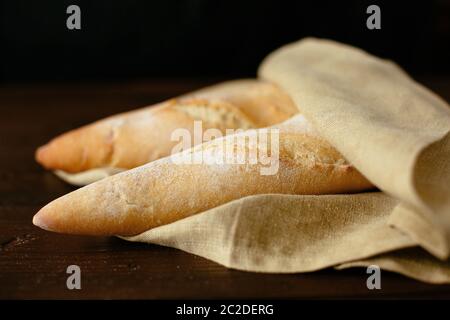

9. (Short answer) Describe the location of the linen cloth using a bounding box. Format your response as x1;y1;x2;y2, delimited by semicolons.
125;38;450;283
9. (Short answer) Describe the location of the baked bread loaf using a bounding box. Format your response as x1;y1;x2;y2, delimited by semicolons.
33;115;374;236
35;79;298;185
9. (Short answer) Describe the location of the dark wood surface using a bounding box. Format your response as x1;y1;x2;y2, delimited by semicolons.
1;78;450;300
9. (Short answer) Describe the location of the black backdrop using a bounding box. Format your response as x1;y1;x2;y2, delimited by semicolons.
1;0;449;82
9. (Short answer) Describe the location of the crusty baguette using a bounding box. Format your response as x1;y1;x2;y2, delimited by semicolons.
35;79;298;174
187;79;300;126
33;115;374;236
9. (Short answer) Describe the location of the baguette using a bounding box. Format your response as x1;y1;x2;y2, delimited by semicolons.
33;115;373;236
35;79;298;182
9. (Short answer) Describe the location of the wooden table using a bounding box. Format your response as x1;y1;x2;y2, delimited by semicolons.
1;78;450;299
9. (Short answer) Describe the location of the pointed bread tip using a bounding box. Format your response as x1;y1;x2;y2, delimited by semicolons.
32;209;53;232
35;144;50;167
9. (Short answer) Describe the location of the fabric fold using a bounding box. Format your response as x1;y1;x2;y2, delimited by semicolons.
336;247;450;284
125;193;417;273
259;37;450;258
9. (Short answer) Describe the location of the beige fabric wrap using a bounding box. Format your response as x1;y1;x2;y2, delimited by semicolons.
125;38;450;284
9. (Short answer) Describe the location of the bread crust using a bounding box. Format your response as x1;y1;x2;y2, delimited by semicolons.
35;79;298;173
33;116;374;236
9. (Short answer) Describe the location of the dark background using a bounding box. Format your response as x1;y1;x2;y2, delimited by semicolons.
1;0;449;83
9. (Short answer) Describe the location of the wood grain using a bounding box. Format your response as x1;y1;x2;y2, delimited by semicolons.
1;78;450;299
